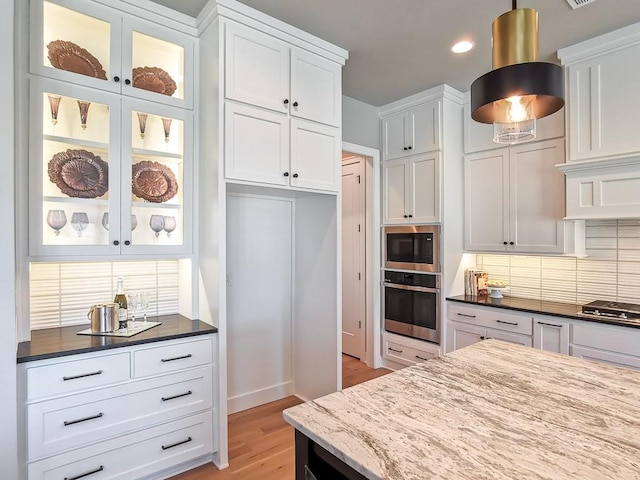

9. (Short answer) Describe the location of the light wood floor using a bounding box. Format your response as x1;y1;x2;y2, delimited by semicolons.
169;355;392;480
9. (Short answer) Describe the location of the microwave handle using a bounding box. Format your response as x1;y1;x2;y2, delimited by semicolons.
384;283;440;294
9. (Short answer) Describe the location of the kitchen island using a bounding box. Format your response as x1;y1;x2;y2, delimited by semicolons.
283;340;640;479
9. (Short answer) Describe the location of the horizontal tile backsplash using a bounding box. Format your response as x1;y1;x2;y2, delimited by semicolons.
30;260;180;330
476;219;640;306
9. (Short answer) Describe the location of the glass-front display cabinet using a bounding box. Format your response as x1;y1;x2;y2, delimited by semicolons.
30;0;194;109
30;78;193;257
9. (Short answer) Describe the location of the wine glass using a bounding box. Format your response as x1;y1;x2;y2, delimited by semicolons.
46;209;67;236
127;292;140;328
131;214;138;231
161;117;172;143
70;212;89;237
77;100;91;130
140;292;150;323
149;215;165;238
136;112;148;139
101;212;109;231
47;95;61;126
163;216;176;237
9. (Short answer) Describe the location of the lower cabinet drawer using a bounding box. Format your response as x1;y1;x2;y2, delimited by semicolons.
28;410;214;480
383;333;440;368
447;303;533;335
28;366;213;460
572;322;640;357
133;337;213;378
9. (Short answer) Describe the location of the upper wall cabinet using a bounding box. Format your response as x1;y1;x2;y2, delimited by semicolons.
558;23;640;163
225;22;341;127
381;101;441;161
463;93;564;154
30;0;195;109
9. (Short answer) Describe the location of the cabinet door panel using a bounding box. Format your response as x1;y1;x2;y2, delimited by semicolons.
290;48;341;127
410;152;440;223
290;118;340;191
409;101;440;154
224;103;289;186
383;158;409;224
533;318;569;355
446;321;485;352
487;329;532;347
381;111;409;161
224;22;290;114
570;345;640;370
464;149;509;251
509;139;565;253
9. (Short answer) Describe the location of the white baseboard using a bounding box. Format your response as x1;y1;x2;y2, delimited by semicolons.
227;381;295;414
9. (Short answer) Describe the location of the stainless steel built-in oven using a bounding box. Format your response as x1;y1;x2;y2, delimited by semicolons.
384;225;440;272
384;270;440;344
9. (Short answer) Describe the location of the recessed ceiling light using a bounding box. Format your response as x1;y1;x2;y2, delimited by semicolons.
451;40;475;54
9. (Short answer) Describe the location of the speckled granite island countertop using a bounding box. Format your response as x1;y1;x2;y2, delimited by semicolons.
283;340;640;480
17;314;217;363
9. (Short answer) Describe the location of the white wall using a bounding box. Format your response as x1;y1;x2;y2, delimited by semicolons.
1;1;18;479
342;95;379;150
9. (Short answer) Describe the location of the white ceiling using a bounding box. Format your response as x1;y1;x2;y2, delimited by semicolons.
150;0;640;106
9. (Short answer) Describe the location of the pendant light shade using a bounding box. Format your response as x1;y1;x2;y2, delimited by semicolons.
470;4;564;143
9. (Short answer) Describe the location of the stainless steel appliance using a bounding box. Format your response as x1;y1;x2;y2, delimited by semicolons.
577;300;640;327
384;225;440;272
384;270;440;343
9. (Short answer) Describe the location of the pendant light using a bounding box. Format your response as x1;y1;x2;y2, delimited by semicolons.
470;0;564;144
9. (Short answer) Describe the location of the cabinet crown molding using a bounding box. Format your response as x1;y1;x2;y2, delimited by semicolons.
558;21;640;65
556;156;640;175
378;84;463;117
95;0;198;35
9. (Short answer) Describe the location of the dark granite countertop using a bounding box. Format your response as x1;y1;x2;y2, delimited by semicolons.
447;295;640;329
17;314;218;363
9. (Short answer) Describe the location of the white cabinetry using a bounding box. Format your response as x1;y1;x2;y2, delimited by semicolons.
446;302;533;353
382;331;440;369
21;336;216;480
465;138;568;254
533;316;570;355
557;23;640;219
382;152;441;224
381;102;440;161
570;322;640;370
223;21;342;192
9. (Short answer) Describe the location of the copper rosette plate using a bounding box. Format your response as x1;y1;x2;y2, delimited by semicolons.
47;40;107;80
132;66;177;96
48;149;109;198
132;160;178;203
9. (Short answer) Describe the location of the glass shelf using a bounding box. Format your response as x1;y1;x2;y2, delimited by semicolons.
43;196;109;205
44;134;109;151
132;201;183;209
132;147;183;160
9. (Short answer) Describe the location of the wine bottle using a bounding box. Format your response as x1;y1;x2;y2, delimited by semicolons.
114;276;128;330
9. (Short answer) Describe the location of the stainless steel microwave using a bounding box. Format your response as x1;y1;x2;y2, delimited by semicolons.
384;225;440;272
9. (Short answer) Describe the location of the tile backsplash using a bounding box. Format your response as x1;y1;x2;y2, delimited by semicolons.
476;219;640;305
30;260;180;330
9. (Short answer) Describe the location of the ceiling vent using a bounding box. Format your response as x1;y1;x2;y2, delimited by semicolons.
566;0;598;9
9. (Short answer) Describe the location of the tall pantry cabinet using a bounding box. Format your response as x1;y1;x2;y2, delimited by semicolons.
197;0;348;467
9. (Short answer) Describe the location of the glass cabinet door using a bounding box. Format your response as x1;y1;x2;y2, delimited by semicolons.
122;18;194;109
30;78;121;256
121;98;192;254
31;0;122;93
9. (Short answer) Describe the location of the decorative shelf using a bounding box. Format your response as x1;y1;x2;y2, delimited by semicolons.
132;147;183;160
44;135;109;151
131;201;183;209
43;195;108;205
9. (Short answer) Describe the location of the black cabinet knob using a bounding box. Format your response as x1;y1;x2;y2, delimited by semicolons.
124;240;131;246
125;79;131;85
509;241;514;245
292;101;299;107
113;240;120;246
283;172;289;177
113;76;120;82
407;146;412;150
480;336;486;340
292;173;299;178
503;241;508;245
403;215;408;218
403;147;408;151
408;214;413;218
283;99;289;105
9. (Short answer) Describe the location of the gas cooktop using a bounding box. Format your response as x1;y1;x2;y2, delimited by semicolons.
578;300;640;326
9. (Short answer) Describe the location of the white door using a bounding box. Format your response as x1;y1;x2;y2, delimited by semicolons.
410;152;441;223
408;101;440;155
290;117;340;192
342;159;365;359
381;111;408;161
382;157;409;224
226;195;293;413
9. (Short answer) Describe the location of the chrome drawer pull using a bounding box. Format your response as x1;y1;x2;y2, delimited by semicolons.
388;347;403;353
415;355;430;361
162;390;193;402
160;354;193;363
537;321;562;328
62;370;103;381
457;313;476;318
495;320;519;326
63;412;104;427
161;436;192;450
64;465;104;480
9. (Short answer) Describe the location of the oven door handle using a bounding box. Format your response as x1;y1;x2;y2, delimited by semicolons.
384;283;440;294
